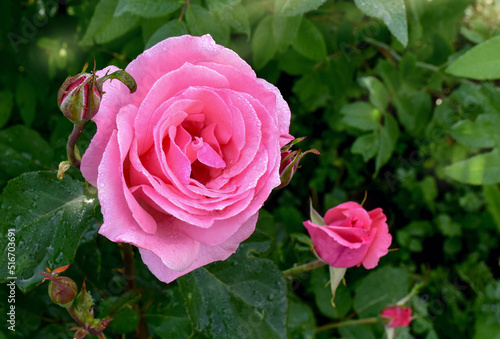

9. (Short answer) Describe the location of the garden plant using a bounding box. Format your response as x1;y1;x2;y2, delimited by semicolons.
1;0;500;338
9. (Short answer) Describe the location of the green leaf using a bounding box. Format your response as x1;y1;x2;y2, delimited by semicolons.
114;0;182;18
375;113;399;175
393;88;431;135
340;102;381;131
0;90;13;129
309;266;352;319
16;77;36;126
419;176;438;211
205;0;249;36
396;221;433;253
0;125;54;178
287;295;316;339
292;72;330;110
145;20;188;49
186;4;230;46
273;14;302;51
214;4;250;37
275;0;327;16
483;185;500;232
352;132;379;162
460;26;485;44
354;0;408;46
99;295;140;334
0;171;99;293
252;15;277;70
206;0;241;13
446;35;500;80
145;287;193;338
444;148;500;185
177;235;287;339
359;76;389;113
81;0;140;46
353;266;412;317
474;315;500;339
435;214;462;237
291;18;326;61
450;114;500;148
99;290;142;317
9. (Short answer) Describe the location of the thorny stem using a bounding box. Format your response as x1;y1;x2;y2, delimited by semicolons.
282;259;327;278
316;317;379;332
179;0;191;21
67;124;85;169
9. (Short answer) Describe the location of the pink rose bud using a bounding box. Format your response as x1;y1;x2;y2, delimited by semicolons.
57;63;137;126
276;137;319;190
381;306;412;327
57;65;101;125
303;202;392;269
39;265;78;308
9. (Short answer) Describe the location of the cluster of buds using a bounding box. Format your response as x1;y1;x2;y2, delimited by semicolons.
276;137;320;190
39;265;113;339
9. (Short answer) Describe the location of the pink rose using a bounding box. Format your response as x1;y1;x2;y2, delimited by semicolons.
381;306;412;327
80;35;293;283
303;202;392;269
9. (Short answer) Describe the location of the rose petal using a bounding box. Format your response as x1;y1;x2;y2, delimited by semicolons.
139;212;258;283
362;208;392;269
197;142;226;169
135;63;230;154
303;221;370;268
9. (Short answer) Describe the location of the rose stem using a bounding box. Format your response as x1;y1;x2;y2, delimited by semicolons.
120;243;149;339
67;124;85;169
282;259;327;278
316;317;379;332
178;0;191;21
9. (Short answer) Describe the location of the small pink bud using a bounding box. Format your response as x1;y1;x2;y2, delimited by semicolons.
381;306;412;327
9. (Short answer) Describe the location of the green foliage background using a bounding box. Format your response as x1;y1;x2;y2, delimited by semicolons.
1;0;500;338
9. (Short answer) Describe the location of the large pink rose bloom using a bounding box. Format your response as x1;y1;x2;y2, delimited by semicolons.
81;35;292;283
303;202;392;269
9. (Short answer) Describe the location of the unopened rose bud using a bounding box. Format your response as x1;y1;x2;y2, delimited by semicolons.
47;275;78;308
57;65;101;125
39;264;77;308
276;137;320;190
